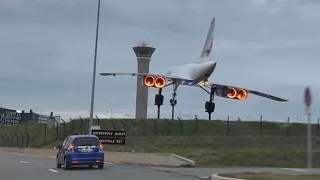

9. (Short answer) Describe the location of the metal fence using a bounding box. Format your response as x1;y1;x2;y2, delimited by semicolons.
0;132;35;148
1;115;320;148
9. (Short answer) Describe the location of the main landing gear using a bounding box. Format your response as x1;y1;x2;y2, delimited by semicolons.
155;83;215;120
154;82;178;120
200;86;216;120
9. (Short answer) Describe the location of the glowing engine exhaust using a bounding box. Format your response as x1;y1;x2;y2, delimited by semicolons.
226;88;237;99
216;86;248;100
237;89;248;100
143;75;166;88
144;75;155;87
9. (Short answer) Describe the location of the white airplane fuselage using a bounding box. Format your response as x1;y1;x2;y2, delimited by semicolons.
166;60;217;84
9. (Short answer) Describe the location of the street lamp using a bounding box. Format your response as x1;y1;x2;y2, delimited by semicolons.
88;0;101;135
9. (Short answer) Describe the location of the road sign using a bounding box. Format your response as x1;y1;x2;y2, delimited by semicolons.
91;129;126;145
304;87;312;107
304;87;312;115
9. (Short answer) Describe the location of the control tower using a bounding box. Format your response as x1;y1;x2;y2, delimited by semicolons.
133;40;156;119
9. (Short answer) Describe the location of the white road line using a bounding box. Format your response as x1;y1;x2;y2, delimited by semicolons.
282;168;308;172
48;169;58;173
1;152;55;158
104;161;114;164
19;161;28;164
200;177;209;179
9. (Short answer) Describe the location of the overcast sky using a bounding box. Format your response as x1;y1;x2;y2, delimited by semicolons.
0;0;319;122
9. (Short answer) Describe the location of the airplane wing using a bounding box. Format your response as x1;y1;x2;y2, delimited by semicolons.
100;72;288;102
100;72;192;82
201;82;288;102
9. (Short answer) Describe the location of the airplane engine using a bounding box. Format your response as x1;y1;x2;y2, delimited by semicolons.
215;86;248;100
143;75;166;88
236;88;248;100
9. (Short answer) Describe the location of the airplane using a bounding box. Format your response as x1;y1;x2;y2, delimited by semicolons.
100;17;288;118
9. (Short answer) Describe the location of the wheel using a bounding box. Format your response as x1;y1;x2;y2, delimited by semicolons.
98;163;104;169
56;157;61;168
88;164;93;168
64;157;70;170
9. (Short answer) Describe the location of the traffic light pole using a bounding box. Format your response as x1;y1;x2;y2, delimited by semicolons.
155;88;164;119
204;87;215;120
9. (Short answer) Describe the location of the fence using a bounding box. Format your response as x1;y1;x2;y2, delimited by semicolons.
0;115;320;148
69;116;320;137
0;132;36;148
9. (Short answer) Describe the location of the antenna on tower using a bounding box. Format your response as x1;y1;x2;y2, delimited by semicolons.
137;38;148;47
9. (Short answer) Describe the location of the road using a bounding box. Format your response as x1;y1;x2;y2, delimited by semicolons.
1;152;320;180
148;166;320;178
0;153;201;180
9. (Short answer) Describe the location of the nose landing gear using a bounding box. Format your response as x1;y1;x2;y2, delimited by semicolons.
170;83;179;120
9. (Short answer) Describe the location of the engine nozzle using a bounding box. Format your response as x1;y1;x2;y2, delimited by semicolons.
143;75;166;88
144;75;155;87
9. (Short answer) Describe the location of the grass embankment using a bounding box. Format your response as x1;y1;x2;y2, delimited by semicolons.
222;173;320;180
1;118;320;167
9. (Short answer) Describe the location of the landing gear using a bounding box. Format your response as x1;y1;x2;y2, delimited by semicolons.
170;83;179;119
201;87;216;120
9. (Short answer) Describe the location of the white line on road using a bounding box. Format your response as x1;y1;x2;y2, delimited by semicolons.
48;169;58;173
19;161;28;164
282;168;308;172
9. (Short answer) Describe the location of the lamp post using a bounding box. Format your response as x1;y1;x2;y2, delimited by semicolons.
88;0;101;135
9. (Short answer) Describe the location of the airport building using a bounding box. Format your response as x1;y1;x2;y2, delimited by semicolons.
0;108;21;126
0;107;60;127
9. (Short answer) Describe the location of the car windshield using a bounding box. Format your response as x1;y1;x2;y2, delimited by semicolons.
72;137;100;146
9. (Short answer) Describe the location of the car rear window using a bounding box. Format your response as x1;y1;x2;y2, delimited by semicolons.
72;137;100;146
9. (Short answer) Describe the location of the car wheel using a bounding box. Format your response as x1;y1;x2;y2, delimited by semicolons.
98;163;104;169
56;157;61;168
64;157;70;170
88;164;93;169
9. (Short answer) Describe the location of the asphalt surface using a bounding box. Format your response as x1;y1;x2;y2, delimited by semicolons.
0;153;201;180
148;166;320;178
1;152;320;180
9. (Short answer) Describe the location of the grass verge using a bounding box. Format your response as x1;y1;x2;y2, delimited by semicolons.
2;119;320;168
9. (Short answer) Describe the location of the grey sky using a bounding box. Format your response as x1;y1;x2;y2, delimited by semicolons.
0;0;319;122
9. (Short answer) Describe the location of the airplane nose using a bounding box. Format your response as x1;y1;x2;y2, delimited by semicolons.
207;61;217;71
203;61;217;78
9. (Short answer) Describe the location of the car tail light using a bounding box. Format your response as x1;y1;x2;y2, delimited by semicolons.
68;144;74;152
99;143;103;151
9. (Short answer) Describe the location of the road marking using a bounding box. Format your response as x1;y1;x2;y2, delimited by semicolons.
48;169;58;173
282;168;308;172
104;161;113;164
1;152;55;158
19;161;28;164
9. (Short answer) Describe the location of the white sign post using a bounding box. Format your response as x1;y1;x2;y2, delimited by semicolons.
304;86;312;169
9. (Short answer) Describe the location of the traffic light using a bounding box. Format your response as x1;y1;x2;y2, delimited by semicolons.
155;94;164;106
205;101;215;113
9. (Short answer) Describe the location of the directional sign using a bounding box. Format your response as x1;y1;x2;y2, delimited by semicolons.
92;129;126;145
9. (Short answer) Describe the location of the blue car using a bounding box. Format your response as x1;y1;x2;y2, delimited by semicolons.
56;135;104;170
